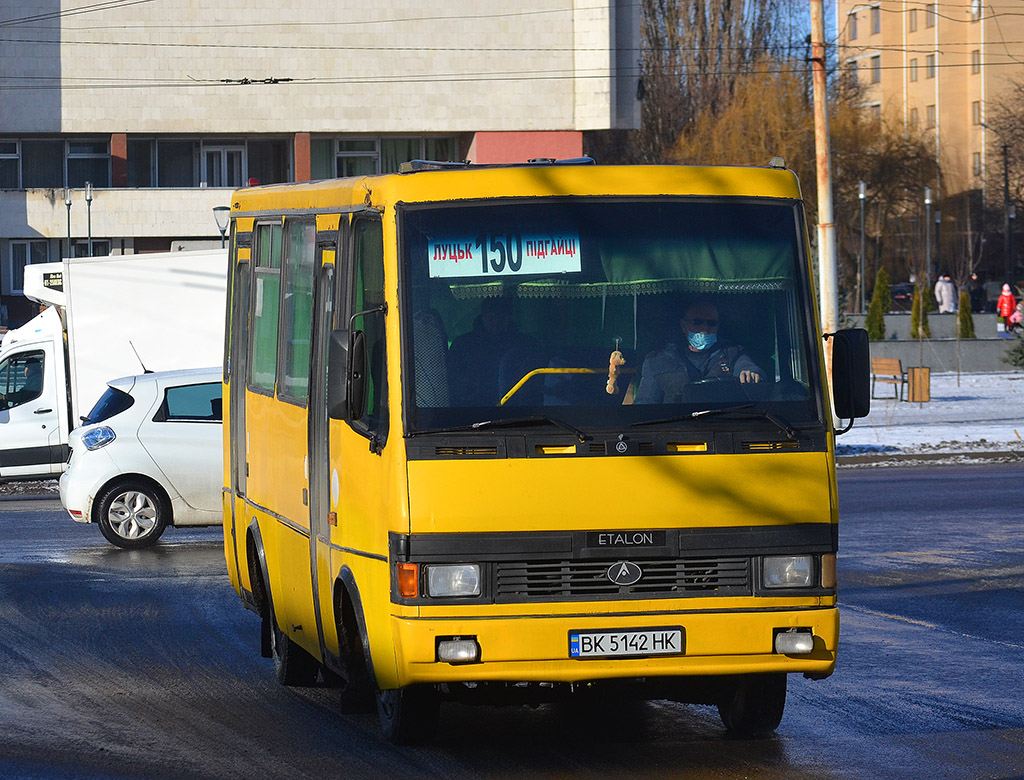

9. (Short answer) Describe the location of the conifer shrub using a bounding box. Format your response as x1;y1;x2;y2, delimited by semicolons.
865;267;889;341
1003;334;1024;368
957;290;976;339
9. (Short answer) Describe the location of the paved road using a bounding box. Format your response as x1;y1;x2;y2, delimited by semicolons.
0;465;1022;779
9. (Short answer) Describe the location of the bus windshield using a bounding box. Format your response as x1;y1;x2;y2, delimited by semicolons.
401;197;822;434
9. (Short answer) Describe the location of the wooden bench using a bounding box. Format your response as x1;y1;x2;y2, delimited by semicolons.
871;357;907;401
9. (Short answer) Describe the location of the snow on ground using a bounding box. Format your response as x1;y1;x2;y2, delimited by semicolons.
836;371;1024;466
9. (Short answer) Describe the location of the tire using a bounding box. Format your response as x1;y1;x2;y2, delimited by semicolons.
335;604;374;713
95;480;169;549
376;685;440;745
717;673;787;739
269;607;321;687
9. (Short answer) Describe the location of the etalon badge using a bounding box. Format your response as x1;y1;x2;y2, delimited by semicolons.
607;561;642;585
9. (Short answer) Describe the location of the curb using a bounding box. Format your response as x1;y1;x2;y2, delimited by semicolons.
837;450;1024;467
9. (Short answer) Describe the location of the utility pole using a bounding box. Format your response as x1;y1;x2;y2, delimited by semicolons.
810;0;838;376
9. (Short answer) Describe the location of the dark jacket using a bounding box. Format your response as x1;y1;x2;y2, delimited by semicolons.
634;339;763;404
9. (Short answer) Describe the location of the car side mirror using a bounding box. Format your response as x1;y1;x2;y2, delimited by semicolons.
348;330;368;422
830;328;871;423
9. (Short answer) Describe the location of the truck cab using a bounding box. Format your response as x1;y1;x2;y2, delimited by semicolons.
0;307;70;480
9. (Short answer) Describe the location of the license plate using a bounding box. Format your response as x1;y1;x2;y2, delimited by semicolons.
569;627;684;658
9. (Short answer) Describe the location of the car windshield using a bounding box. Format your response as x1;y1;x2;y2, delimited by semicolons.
401;197;823;434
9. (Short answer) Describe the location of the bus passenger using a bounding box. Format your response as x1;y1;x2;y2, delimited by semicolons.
634;299;763;404
447;296;538;406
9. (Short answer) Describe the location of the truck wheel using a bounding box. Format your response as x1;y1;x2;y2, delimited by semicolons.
96;481;168;549
717;673;787;739
269;608;320;686
376;685;440;744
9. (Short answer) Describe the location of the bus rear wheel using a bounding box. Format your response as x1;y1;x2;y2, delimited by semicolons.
376;685;440;744
717;673;787;739
269;609;320;686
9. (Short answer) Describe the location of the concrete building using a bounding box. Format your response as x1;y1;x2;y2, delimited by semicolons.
835;0;1024;280
0;0;640;327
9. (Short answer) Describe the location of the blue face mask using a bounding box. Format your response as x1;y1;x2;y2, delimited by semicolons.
687;331;718;351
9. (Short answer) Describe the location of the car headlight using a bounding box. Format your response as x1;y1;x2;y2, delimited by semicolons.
763;555;815;588
81;426;116;451
427;564;481;597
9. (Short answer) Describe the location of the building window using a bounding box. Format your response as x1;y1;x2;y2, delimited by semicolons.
71;240;111;258
971;49;981;74
973;152;983;176
21;140;63;188
926;54;936;79
908;8;917;32
0;141;18;188
848;61;859;86
871;5;881;34
971;0;981;21
309;136;458;180
909;58;918;82
909;107;919;128
849;11;858;39
6;241;48;295
972;101;983;125
870;104;882;122
926;104;936;128
871;55;881;83
925;2;936;28
201;143;245;188
127;140;156;187
66;140;110;188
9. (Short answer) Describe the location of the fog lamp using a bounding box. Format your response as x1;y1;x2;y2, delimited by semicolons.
775;629;815;655
437;637;480;664
763;555;814;588
427;564;481;597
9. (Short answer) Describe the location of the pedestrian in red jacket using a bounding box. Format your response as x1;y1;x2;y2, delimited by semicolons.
997;283;1017;335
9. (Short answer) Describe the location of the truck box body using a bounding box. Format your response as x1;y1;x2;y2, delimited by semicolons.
0;250;226;480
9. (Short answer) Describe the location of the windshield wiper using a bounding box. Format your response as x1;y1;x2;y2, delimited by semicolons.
409;415;589;442
632;404;799;440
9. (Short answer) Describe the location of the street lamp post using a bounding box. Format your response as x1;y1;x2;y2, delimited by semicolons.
1002;143;1013;287
64;188;72;259
859;180;866;312
925;187;932;292
85;181;93;257
213;206;231;248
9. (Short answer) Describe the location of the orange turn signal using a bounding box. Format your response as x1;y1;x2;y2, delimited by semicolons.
821;554;837;589
397;563;419;598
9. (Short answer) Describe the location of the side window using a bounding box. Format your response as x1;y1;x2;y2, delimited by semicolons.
0;350;44;410
249;221;282;392
279;219;316;403
158;382;223;422
351;215;388;444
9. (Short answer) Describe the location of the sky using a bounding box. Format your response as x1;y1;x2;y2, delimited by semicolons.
837;370;1024;464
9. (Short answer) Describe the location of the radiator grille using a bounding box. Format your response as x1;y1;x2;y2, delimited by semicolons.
495;556;750;601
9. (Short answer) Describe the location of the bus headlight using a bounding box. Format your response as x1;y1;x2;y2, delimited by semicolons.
427;564;481;597
81;426;116;451
763;555;814;588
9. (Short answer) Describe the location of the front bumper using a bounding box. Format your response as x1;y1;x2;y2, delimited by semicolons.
390;605;838;687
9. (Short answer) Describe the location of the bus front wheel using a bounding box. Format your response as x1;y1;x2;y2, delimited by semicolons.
717;673;787;739
376;685;440;744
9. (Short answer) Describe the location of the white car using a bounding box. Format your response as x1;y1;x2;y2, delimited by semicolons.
59;367;223;549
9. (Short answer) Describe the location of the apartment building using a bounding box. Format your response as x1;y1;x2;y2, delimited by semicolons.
0;0;640;327
836;0;1024;277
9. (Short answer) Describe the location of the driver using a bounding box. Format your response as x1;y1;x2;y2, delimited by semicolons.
634;299;764;404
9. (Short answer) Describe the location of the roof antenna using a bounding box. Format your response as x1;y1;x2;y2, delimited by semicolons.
128;341;154;374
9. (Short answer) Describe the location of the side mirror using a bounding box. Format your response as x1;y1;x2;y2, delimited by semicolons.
830;328;871;421
348;330;368;421
327;330;350;420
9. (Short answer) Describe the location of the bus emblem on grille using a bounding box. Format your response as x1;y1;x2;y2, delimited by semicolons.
608;561;642;585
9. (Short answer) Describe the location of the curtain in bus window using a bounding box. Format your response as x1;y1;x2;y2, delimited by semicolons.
249;223;282;392
280;220;316;401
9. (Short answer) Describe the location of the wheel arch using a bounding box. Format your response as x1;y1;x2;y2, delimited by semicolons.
92;473;174;526
333;566;377;685
245;517;274;658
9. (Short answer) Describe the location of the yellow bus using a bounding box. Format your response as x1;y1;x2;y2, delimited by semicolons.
221;158;869;743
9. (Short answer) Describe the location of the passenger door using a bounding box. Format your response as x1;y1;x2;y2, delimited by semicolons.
140;380;223;518
0;344;65;479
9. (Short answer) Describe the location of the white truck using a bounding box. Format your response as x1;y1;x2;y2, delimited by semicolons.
0;249;227;481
